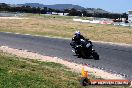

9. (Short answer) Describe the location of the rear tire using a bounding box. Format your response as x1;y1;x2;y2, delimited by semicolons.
92;51;99;60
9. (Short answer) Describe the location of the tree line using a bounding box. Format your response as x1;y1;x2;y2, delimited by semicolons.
0;3;128;19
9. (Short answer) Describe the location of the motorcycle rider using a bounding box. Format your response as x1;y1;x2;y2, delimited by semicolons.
70;31;99;59
70;31;92;56
72;31;85;45
70;31;85;55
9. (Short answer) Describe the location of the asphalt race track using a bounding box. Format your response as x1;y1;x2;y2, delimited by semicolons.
0;32;132;79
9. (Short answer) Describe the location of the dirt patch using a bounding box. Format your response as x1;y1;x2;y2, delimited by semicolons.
0;45;125;79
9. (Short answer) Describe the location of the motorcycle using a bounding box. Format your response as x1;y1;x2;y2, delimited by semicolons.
70;38;99;60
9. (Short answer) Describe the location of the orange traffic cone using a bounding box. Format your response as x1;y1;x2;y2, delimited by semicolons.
82;67;88;77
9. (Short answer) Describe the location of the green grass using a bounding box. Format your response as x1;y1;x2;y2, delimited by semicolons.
0;51;130;88
0;51;81;88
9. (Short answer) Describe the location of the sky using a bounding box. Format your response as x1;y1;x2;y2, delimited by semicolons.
0;0;132;13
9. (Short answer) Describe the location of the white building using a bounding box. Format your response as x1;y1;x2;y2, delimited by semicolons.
58;13;69;16
128;10;132;23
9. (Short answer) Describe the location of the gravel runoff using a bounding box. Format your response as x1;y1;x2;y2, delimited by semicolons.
0;46;127;80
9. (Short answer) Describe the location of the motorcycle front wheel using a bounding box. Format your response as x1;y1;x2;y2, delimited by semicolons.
92;51;99;60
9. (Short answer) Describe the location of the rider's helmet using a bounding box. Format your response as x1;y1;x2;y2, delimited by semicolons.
74;31;81;36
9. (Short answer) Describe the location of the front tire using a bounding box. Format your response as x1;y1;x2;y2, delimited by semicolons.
92;51;99;60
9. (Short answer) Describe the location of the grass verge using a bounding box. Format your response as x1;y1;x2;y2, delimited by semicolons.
0;51;129;88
